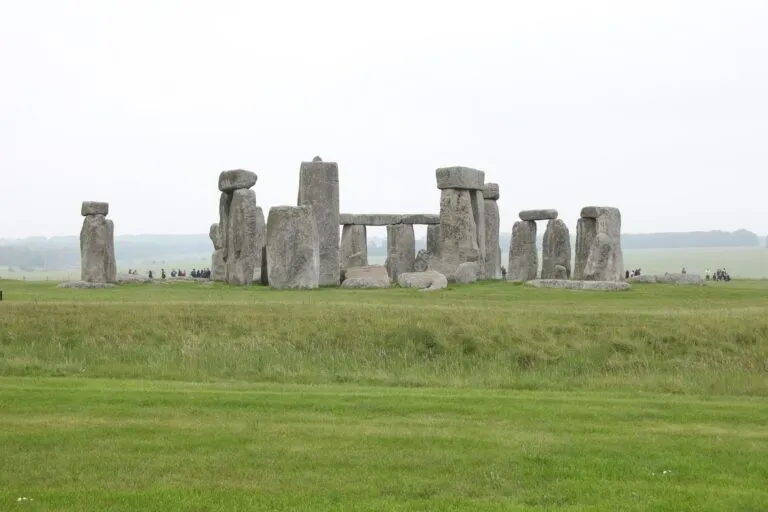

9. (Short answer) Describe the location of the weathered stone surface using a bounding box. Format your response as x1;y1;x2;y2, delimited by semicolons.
58;281;117;289
573;217;596;280
553;265;568;279
437;188;480;277
209;223;221;249
116;272;151;284
210;193;231;282
426;225;441;256
581;207;623;281
455;262;478;284
81;201;109;216
266;205;319;289
638;273;704;285
341;265;391;288
413;249;431;272
386;224;415;281
526;279;631;291
341;225;368;270
471;190;486;279
258;245;268;285
80;214;108;283
298;159;340;286
508;220;538;281
212;250;226;282
483;194;501;279
397;270;448;292
105;219;116;284
436;167;485;190
218;169;257;192
339;213;439;226
482;183;499;200
541;219;571;279
226;189;264;285
519;209;558;221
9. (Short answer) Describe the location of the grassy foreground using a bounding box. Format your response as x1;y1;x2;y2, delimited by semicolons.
1;279;767;394
1;279;767;510
1;378;767;511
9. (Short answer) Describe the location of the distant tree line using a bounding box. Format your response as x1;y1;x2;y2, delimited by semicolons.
0;229;763;270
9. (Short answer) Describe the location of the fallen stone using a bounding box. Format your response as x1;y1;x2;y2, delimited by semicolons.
341;225;368;269
58;281;117;289
341;265;391;289
454;262;478;284
266;205;319;289
646;273;704;285
218;169;257;192
116;273;151;284
526;279;631;291
81;201;109;216
541;219;571;279
339;213;440;226
386;224;415;281
298;159;340;286
508;220;538;281
435;166;485;190
397;270;448;291
519;209;558;221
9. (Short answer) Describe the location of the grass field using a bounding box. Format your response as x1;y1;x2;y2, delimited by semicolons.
1;279;767;510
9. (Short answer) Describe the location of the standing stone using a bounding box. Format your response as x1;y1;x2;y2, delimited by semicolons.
426;224;441;257
210;223;226;282
437;188;480;277
212;192;232;282
225;189;264;286
455;262;478;284
341;225;368;270
266;205;319;289
471;190;486;278
581;206;624;281
80;214;108;283
386;224;415;281
105;219;117;284
508;220;538;281
482;183;501;279
573;217;597;280
297;158;340;286
541;219;571;279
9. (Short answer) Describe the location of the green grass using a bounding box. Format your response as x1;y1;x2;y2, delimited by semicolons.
1;279;767;510
1;378;767;511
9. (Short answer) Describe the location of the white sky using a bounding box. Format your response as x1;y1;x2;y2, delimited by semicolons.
1;0;767;239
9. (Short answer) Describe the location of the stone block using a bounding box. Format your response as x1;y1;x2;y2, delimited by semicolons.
266;205;319;289
81;201;109;216
218;169;257;192
298;159;340;286
519;209;558;221
435;166;485;190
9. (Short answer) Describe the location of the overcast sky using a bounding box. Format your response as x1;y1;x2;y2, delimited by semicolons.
2;0;767;239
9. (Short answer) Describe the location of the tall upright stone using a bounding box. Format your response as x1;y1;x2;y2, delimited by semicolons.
386;224;415;281
426;224;441;257
79;201;116;284
435;166;485;279
508;220;538;281
580;206;624;281
541;219;571;279
211;169;264;285
341;225;368;270
471;190;486;278
573;217;596;280
266;205;320;289
297;157;340;286
482;183;501;279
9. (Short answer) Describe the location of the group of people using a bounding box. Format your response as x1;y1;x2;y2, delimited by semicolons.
625;268;642;279
144;268;212;280
705;268;731;281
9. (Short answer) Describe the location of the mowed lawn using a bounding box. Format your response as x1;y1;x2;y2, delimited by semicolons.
1;279;768;510
1;378;767;511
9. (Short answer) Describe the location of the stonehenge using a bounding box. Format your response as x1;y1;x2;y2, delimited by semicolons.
80;201;116;284
266;205;320;289
211;169;265;285
298;157;340;286
193;158;626;290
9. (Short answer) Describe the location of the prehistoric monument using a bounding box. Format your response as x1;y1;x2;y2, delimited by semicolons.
210;170;266;285
79;201;116;284
199;158;625;289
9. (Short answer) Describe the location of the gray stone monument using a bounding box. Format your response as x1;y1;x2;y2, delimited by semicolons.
266;205;320;289
541;219;571;279
482;183;501;279
576;206;624;281
80;201;116;284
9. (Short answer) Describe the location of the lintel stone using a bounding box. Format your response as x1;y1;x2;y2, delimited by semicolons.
218;169;257;192
339;213;439;226
81;201;109;216
519;209;558;221
435;167;485;190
